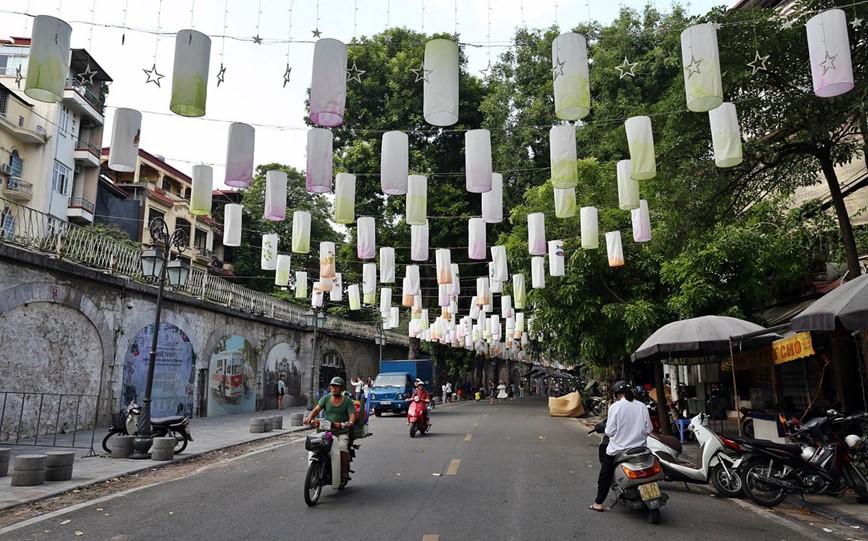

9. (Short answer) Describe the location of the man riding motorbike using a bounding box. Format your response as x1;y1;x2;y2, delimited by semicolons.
303;376;358;489
406;379;431;428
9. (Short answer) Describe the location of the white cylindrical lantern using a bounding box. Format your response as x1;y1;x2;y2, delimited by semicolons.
109;108;141;172
490;273;503;294
170;29;211;117
261;233;279;270
491;245;508;282
348;284;361;310
225;122;255;188
295;271;308;298
465;129;492;193
515;312;525;333
389;306;399;329
264;170;287;221
334;173;356;224
531;256;546;289
307;128;333;193
625;116;656;180
406;265;421;295
477;277;491;307
320;241;336;279
380;287;393;317
292;210;311;253
482;173;503;223
223;203;242;247
513;274;526;309
331;273;343;302
449;263;461;296
468;218;487;260
549;240;565;277
708;102;743;168
632;200;652;243
502;296;513;319
606;231;625;267
402;277;414;307
528;213;546;255
309;38;348;127
406;175;427;225
469;297;480;320
357;217;376;259
318;277;333;294
275;254;291;286
381;131;409;195
806;10;854;98
420;309;430;330
552;32;590;121
190;165;213;216
617;160;640;210
438;284;450;307
380;247;395;283
423;39;459;126
554;188;577;219
362;263;377;304
412;295;423;319
436;249;452;284
550;124;578;188
581;206;599;249
680;24;723;112
24;15;72;103
490;315;501;341
411;221;429;262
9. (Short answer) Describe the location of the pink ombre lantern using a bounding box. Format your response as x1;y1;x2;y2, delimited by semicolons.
528;213;546;255
225;122;255;188
632;200;652;243
491;245;508;282
482;173;503;223
264;170;287;221
806;10;854;98
309;38;348;127
306;128;333;193
465;130;492;193
468;218;487;260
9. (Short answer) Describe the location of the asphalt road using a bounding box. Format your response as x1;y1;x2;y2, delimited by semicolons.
1;397;832;540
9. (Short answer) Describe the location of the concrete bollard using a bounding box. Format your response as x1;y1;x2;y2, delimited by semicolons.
263;417;273;432
110;435;135;459
0;448;10;477
45;451;76;481
289;413;304;426
249;418;266;434
150;437;175;461
11;454;48;486
271;415;283;430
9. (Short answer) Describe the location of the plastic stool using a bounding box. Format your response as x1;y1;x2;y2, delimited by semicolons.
674;419;691;443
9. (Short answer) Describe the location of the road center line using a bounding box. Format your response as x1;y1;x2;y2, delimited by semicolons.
446;459;461;476
464;434;472;441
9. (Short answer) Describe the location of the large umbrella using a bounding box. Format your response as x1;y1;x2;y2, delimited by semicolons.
791;274;868;331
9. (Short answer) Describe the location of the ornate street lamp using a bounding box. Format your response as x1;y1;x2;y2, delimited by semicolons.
131;217;189;459
305;307;327;410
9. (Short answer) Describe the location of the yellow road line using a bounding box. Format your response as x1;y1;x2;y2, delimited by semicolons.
472;422;479;428
464;434;472;441
446;459;461;476
422;536;440;541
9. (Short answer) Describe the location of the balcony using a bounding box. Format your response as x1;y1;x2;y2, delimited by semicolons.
67;197;95;224
191;246;215;266
2;177;33;201
73;140;101;168
0;111;48;145
63;79;105;125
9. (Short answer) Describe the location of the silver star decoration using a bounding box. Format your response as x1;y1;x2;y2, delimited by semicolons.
551;55;566;81
851;17;864;28
684;55;703;79
346;61;365;83
746;50;769;75
411;62;433;83
479;62;490;77
615;57;638;79
142;63;165;87
216;64;226;86
384;35;392;43
252;34;263;45
77;63;97;85
312;28;322;38
283;64;292;87
781;18;795;30
819;51;838;75
14;66;22;88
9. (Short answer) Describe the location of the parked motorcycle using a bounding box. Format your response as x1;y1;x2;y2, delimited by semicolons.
646;413;744;498
303;419;371;506
406;395;431;438
102;401;193;454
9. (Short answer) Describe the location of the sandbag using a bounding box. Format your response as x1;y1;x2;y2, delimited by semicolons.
548;391;585;417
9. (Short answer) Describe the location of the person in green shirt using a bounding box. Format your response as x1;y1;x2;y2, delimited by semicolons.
304;376;357;488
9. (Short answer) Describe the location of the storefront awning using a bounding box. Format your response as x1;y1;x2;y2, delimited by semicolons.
770;332;815;365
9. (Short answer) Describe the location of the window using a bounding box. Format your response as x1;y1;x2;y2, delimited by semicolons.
176;218;191;244
147;208;165;228
0;88;8;116
58;106;70;137
51;161;71;195
194;228;207;251
9;150;22;178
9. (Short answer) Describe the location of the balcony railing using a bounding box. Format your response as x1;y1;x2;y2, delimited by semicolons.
64;78;106;115
74;140;100;157
2;177;33;200
68;197;95;214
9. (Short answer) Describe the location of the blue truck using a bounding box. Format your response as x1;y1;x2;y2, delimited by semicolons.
369;359;434;417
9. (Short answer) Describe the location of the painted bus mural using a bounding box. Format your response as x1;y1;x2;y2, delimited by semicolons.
207;335;256;417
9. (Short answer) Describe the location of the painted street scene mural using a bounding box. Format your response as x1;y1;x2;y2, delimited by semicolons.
264;341;302;410
208;335;256;417
123;323;195;418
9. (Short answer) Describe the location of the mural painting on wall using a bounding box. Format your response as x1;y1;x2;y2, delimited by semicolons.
264;341;302;410
124;323;195;418
208;335;257;417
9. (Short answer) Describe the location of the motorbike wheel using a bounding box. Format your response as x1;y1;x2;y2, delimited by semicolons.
710;463;743;498
843;461;868;501
410;422;417;438
647;508;661;525
741;418;754;439
741;458;787;507
171;429;188;454
304;461;323;507
102;429;121;454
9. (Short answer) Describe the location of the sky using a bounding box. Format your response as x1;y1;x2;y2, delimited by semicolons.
6;0;725;186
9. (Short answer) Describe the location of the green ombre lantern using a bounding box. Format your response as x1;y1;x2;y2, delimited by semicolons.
170;29;211;117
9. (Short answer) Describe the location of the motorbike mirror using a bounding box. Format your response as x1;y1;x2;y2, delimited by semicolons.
827;409;839;416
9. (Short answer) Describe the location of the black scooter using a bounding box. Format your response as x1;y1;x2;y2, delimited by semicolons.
102;401;193;454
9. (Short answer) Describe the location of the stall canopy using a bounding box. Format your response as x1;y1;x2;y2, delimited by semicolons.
791;274;868;331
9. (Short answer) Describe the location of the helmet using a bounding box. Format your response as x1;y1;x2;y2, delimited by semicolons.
329;377;345;387
414;379;424;387
846;434;864;449
612;380;631;397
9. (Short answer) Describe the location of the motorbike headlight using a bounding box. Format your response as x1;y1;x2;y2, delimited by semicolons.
800;446;817;462
846;435;864;449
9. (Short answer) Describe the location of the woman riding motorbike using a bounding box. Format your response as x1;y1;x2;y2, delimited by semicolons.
406;379;431;428
303;376;358;489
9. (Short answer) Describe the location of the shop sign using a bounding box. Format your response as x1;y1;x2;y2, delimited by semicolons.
771;332;814;365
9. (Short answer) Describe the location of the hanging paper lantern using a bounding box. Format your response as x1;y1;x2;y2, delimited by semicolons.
477;277;491;306
264;170;287;221
348;284;361;310
469;297;480;320
581;207;599;249
275;254;291;286
438;284;450;307
806;10;854;98
108;108;141;172
549;240;565;277
515;312;525;334
420;309;430;330
24;15;72;103
449;263;461;296
550;124;578;188
528;213;547;255
295;271;308;299
436;249;452;284
465;130;492;193
320;241;336;279
380;287;393;317
632;200;652;243
306;128;333;193
357;217;376;259
380;247;395;283
312;282;326;307
554;188;577;219
617;160;640;210
170;29;211;117
490;274;503;294
708;102;743;168
390;306;400;329
362;263;377;304
223;204;242;247
625;116;656;180
309;38;348;127
406;265;421;295
412;295;423;319
411;221;429;262
189;165;213;216
468;218;487;260
490;315;501;341
316;277;332;296
334;173;356;224
502;296;513;319
406;175;427;225
551;32;590;121
402;277;414;307
423;39;459;126
225;122;255;188
261;233;279;270
291;210;311;253
680;24;723;113
381;131;409;195
531;256;546;289
482;173;503;223
331;273;343;302
606;231;625;267
491;245;508;282
513;274;526;309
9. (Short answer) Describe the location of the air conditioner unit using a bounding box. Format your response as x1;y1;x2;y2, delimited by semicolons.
0;163;12;175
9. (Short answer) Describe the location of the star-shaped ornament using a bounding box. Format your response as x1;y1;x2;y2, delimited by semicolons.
312;28;322;38
346;61;365;83
77;63;97;86
142;63;165;87
384;35;393;43
283;64;292;87
551;55;566;81
216;64;226;86
615;57;638;79
684;55;703;79
252;34;263;45
14;66;22;88
479;62;491;77
746;51;769;75
411;62;433;83
819;51;838;75
781;18;795;30
851;17;864;28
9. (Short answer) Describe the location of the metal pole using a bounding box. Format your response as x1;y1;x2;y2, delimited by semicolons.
307;312;318;410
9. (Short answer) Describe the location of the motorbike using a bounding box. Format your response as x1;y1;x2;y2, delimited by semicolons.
646;413;744;498
102;401;193;454
304;419;371;506
589;421;669;524
736;410;868;507
584;396;604;417
406;395;431;438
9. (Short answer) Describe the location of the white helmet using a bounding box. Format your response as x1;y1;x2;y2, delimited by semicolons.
846;434;864;449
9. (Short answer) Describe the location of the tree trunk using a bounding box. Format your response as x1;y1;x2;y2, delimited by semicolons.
408;337;420;360
654;361;670;436
819;149;862;279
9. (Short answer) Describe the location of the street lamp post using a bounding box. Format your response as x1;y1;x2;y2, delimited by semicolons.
373;319;386;367
305;308;327;410
131;217;189;459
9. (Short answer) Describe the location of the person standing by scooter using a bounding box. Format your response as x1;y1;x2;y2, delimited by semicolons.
303;377;358;489
590;380;653;512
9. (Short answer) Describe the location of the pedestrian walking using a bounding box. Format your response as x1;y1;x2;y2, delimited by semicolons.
350;376;363;400
496;382;508;404
445;382;453;403
510;382;517;400
441;383;448;405
488;380;496;405
276;374;286;410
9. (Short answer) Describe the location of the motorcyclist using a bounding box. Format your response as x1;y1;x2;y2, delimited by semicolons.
303;376;358;489
406;379;431;429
